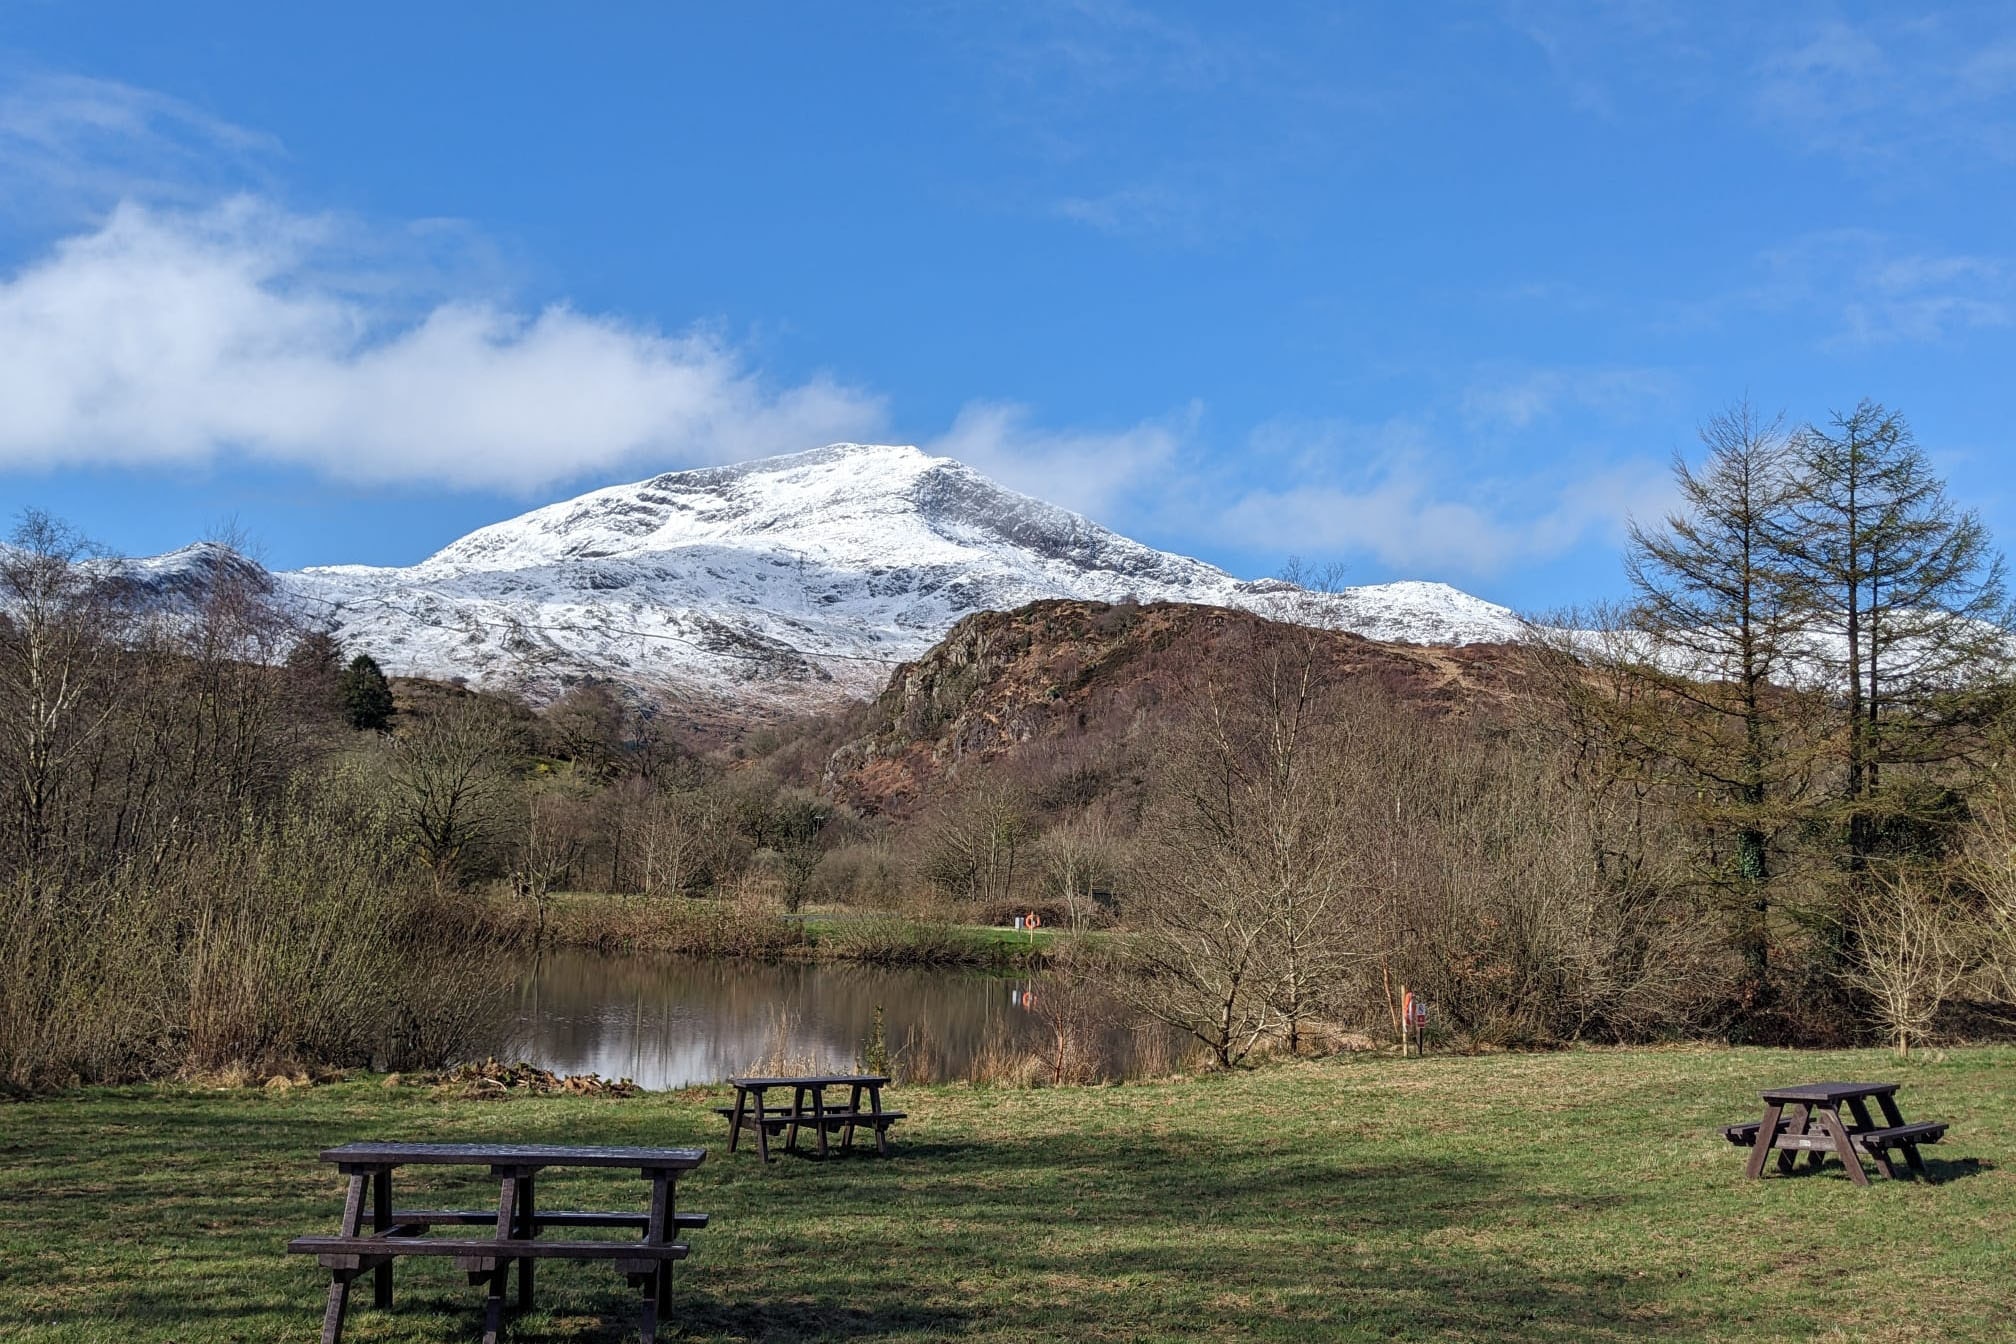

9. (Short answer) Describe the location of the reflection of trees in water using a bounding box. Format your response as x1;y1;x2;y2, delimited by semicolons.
501;952;1181;1089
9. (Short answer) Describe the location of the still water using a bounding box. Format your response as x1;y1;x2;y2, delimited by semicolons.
501;950;1177;1089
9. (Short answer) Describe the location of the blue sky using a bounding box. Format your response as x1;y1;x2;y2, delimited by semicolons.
2;3;2014;614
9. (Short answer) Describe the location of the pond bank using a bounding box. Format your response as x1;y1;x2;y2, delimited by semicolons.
537;893;1070;969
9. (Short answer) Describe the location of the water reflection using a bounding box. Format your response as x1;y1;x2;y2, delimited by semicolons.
501;950;1178;1089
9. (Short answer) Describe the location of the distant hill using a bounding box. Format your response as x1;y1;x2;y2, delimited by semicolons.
116;443;1532;715
820;599;1542;818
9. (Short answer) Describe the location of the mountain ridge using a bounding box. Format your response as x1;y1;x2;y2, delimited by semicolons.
120;443;1532;712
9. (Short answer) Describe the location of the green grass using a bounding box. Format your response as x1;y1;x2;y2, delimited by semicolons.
4;1047;2013;1342
792;913;1064;965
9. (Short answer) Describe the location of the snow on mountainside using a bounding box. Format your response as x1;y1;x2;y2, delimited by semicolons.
171;443;1529;709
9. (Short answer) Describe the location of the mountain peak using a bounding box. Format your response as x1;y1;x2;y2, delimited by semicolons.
264;443;1527;711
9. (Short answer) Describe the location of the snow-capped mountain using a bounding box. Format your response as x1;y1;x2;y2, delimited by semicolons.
227;443;1529;708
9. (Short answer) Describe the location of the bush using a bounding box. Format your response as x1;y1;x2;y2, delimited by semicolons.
0;794;509;1090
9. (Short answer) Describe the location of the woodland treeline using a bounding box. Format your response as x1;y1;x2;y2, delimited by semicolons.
4;398;2015;1090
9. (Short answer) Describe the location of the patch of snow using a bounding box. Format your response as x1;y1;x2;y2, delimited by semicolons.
136;444;1535;706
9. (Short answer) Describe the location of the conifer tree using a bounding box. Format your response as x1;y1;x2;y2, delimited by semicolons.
338;653;395;732
1779;401;2010;871
1622;403;1817;987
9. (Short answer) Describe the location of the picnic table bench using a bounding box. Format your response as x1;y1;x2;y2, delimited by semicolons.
287;1142;705;1344
714;1073;906;1160
1720;1082;1948;1185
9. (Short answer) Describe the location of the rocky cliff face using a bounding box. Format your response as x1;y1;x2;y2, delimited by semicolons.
823;599;1541;817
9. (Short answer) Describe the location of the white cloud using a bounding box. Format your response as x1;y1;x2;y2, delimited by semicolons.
1203;416;1673;576
0;197;888;491
926;400;1193;520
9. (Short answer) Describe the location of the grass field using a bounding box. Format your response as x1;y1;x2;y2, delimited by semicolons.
4;1047;2011;1342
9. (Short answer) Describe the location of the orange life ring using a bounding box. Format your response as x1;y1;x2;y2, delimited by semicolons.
1026;912;1041;929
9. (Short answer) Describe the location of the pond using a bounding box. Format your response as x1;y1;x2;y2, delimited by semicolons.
499;949;1185;1089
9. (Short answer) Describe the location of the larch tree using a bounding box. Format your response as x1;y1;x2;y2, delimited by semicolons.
1778;401;2010;873
1621;403;1817;990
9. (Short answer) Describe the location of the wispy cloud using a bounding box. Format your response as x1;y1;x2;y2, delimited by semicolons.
0;73;282;227
927;399;1195;521
1753;14;2016;167
1050;183;1212;245
958;3;1380;247
1748;229;2014;346
1460;364;1678;431
1195;415;1674;577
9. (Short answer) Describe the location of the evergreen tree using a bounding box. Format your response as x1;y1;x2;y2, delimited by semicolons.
1623;403;1817;987
1779;401;2011;871
338;653;395;732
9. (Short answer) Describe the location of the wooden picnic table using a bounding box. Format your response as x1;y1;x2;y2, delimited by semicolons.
1724;1082;1948;1185
287;1141;706;1344
716;1073;905;1161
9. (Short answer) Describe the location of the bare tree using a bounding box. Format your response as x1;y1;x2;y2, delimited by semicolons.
1843;872;1971;1057
1118;615;1371;1064
1036;813;1120;932
0;512;127;882
385;695;522;888
919;780;1032;914
513;785;592;943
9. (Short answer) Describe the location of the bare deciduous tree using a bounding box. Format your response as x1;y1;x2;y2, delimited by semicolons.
386;695;521;888
1843;873;1971;1057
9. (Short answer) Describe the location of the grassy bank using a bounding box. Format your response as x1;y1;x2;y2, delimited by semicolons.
4;1047;2013;1342
542;893;1061;968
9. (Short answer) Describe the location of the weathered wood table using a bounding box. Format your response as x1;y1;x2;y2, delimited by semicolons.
287;1141;706;1344
715;1073;906;1160
1723;1082;1947;1185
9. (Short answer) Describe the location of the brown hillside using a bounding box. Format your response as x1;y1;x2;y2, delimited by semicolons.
821;599;1542;817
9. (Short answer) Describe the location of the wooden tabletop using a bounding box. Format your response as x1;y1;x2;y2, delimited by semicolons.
1758;1081;1899;1105
726;1074;889;1089
319;1142;706;1170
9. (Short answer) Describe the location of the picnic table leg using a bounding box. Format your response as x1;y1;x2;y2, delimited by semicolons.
727;1085;747;1153
1813;1107;1869;1186
319;1171;369;1342
754;1088;772;1163
813;1084;830;1158
321;1270;355;1344
645;1170;674;1325
516;1173;537;1307
481;1267;507;1344
1874;1093;1931;1178
786;1085;806;1154
636;1271;660;1344
1775;1104;1810;1175
371;1168;393;1308
843;1083;863;1153
1845;1098;1895;1179
1744;1103;1784;1178
870;1084;890;1157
